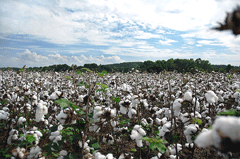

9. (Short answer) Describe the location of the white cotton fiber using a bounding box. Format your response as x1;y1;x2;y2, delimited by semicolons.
205;91;218;103
184;91;192;101
195;116;240;149
173;98;183;116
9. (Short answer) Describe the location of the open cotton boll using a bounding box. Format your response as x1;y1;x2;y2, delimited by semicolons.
106;153;114;159
213;116;240;141
184;124;199;143
195;116;240;151
120;105;128;114
0;110;10;120
128;108;136;118
173;98;183;116
94;152;106;159
159;122;171;137
205;91;218;103
49;92;58;100
28;146;42;159
121;83;132;92
56;110;68;125
18;117;26;125
191;98;200;110
168;144;182;155
195;128;221;149
184;91;192;101
130;130;142;140
35;102;48;122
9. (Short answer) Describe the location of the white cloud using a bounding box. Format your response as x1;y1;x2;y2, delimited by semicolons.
0;49;124;67
2;0;239;46
159;39;178;45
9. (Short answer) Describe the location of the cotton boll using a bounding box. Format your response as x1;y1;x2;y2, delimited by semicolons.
159;122;171;137
184;124;199;143
59;150;68;156
128;108;136;118
184;91;192;101
195;129;221;149
106;153;114;159
0;110;10;120
56;110;68;125
28;146;42;159
195;116;240;151
168;144;182;155
205;91;218;104
138;128;146;136
191;98;200;110
35;102;48;122
173;98;183;116
135;139;143;147
18;117;26;125
130;130;142;140
155;118;161;125
94;152;106;159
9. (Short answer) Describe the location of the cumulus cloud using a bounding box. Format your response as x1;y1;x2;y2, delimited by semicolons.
0;0;240;66
159;39;178;45
0;49;124;67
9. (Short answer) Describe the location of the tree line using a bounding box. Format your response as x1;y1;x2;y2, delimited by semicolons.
1;58;239;73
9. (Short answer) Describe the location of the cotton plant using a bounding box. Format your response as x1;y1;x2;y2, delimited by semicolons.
120;83;132;92
102;134;114;145
27;146;43;159
150;152;162;159
79;140;91;154
130;125;147;147
205;90;218;104
7;129;18;144
159;122;171;137
49;125;63;144
57;150;68;159
0;109;10;120
25;127;43;145
173;98;183;116
12;147;26;159
155;117;168;126
93;106;116;123
18;116;26;125
195;116;240;152
184;124;199;144
166;144;182;156
56;108;77;125
35;101;48;122
184;91;192;102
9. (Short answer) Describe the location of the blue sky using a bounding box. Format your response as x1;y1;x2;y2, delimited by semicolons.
0;0;240;68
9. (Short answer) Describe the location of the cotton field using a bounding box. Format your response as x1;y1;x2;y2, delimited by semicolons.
0;70;240;159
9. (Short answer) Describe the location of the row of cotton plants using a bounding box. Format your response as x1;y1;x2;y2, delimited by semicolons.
0;69;240;158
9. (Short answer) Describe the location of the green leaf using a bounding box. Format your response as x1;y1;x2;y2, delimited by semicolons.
76;71;82;75
50;125;59;132
131;148;137;152
192;118;202;125
54;98;77;110
150;142;167;153
219;109;236;116
142;137;154;142
65;76;71;80
91;142;101;149
26;134;36;143
236;89;240;93
97;89;103;92
5;154;11;158
0;100;9;105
